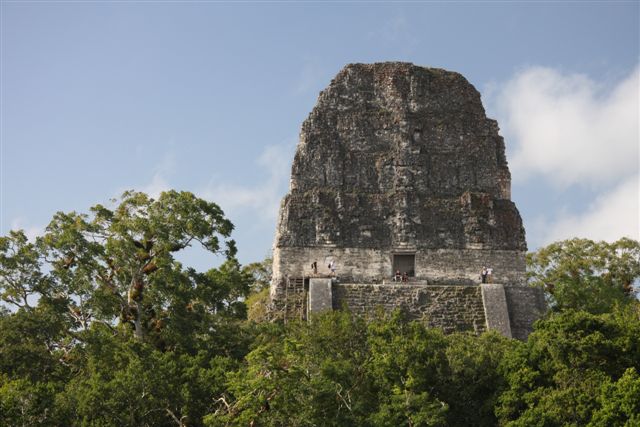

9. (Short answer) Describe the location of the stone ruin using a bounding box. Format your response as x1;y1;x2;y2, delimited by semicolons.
270;62;545;340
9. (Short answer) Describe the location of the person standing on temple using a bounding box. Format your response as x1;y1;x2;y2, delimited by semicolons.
394;270;402;282
481;266;488;284
328;260;336;277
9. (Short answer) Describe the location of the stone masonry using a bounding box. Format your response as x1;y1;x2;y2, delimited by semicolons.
332;283;487;334
270;62;545;340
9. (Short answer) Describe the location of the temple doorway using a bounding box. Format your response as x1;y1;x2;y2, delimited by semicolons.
393;254;415;277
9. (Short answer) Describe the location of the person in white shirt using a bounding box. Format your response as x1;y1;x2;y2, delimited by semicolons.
328;260;336;276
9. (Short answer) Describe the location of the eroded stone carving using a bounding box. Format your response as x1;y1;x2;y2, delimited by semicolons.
270;62;544;339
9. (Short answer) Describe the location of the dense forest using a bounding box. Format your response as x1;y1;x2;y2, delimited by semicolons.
1;191;639;426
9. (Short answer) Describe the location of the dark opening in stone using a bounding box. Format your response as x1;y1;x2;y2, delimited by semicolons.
393;254;415;277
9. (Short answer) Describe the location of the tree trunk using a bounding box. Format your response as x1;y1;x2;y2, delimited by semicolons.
133;301;144;341
128;277;145;340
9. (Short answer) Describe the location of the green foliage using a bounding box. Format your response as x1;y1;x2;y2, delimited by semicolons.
0;305;73;389
1;191;249;350
242;256;272;293
527;238;640;314
0;191;253;426
243;256;272;323
39;190;242;342
0;230;51;309
590;367;640;426
210;312;374;426
442;332;514;426
0;374;64;426
3;206;639;427
366;314;450;427
245;287;270;323
56;326;239;427
211;311;517;427
496;307;640;426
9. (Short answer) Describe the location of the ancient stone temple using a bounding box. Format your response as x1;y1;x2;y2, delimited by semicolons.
270;62;545;340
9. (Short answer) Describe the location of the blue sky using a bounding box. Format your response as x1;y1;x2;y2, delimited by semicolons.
1;1;638;270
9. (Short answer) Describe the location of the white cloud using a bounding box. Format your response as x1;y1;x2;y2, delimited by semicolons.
486;65;640;247
10;218;44;241
199;139;296;223
107;141;294;231
138;172;170;199
491;66;639;189
542;174;639;243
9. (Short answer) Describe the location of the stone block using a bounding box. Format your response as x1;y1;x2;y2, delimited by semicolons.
481;283;512;338
308;278;333;315
504;285;547;340
333;283;486;334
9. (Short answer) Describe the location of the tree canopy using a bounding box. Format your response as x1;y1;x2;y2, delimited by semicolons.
1;191;254;425
527;238;640;314
1;196;639;426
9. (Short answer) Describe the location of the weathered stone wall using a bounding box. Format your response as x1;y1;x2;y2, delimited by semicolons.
481;284;512;338
270;279;543;339
275;191;525;251
269;277;307;322
332;283;487;334
276;191;526;250
272;62;526;290
504;285;547;340
273;247;525;286
308;278;333;314
269;62;544;339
